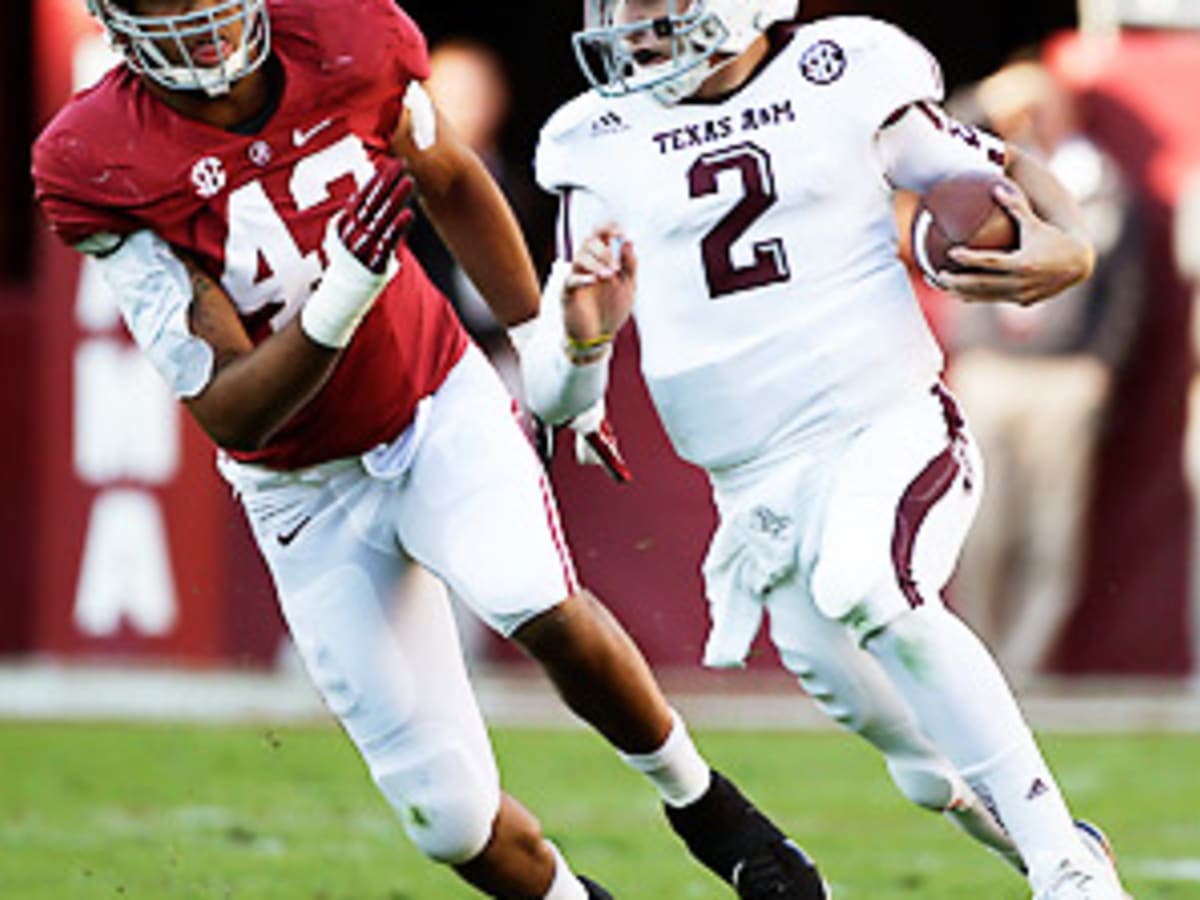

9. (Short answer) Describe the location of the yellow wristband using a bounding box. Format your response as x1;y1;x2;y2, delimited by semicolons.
564;332;614;364
565;332;614;352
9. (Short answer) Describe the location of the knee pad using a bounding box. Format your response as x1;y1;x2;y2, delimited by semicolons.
885;757;960;812
372;734;501;864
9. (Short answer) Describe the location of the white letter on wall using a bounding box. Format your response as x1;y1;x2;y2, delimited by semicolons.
75;490;178;637
74;339;179;485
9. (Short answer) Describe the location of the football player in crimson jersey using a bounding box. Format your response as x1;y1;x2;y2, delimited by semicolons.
32;1;830;898
521;1;1130;899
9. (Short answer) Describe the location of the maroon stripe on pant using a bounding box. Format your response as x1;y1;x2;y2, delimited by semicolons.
891;385;967;608
538;469;579;596
891;445;961;608
507;396;578;595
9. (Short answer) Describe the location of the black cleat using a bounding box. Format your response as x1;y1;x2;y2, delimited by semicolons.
579;875;614;898
733;838;829;899
664;770;827;899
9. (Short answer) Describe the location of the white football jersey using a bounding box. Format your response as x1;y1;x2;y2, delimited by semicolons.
537;17;998;471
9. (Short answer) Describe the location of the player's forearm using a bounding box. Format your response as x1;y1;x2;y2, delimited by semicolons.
417;148;542;326
177;256;331;453
185;319;338;451
181;179;408;453
1006;144;1096;281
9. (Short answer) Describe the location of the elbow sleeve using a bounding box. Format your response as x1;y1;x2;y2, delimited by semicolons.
94;231;216;399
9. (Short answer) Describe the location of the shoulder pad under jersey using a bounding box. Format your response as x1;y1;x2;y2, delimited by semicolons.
790;16;945;130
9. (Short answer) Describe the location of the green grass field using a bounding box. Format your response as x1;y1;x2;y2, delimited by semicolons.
0;723;1195;898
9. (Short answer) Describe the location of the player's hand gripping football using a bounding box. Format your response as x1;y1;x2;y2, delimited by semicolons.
337;157;415;274
938;181;1093;306
563;224;637;361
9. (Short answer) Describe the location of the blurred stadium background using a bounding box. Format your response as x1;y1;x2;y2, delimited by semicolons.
1;1;1199;897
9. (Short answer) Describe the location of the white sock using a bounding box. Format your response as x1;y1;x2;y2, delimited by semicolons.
867;606;1083;883
542;841;588;900
958;744;1084;883
618;708;712;808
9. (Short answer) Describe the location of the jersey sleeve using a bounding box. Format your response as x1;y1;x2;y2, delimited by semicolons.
838;18;945;132
552;186;614;261
535;99;620;261
534;94;604;196
294;0;430;97
32;128;141;248
876;101;1007;194
367;0;431;84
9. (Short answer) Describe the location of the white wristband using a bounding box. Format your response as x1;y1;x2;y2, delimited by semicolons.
300;224;399;349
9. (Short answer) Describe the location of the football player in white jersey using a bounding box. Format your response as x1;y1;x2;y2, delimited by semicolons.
516;2;1131;898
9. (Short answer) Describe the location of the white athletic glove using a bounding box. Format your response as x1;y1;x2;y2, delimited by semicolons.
572;401;633;483
300;158;414;348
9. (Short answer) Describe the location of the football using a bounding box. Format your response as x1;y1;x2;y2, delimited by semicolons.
911;173;1019;281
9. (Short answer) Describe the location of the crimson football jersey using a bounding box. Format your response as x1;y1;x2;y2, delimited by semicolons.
33;0;468;470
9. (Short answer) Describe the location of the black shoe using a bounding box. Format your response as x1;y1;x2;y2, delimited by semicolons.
664;770;827;899
579;875;614;899
733;838;829;899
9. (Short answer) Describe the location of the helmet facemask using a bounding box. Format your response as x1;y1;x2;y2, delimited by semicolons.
572;0;799;105
87;0;271;97
573;1;727;105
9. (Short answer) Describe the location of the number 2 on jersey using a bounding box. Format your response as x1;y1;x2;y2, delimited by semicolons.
688;142;791;299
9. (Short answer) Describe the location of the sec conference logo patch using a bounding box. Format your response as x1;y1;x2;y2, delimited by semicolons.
191;156;227;199
800;40;847;85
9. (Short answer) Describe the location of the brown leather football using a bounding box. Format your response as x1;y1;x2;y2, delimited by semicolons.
911;173;1019;279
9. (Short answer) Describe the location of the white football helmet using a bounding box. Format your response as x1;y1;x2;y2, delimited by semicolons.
86;0;270;97
573;0;799;104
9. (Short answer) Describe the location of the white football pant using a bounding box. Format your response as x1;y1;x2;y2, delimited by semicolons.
218;345;577;862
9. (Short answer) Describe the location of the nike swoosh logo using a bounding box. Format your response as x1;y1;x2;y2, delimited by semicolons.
293;118;334;147
276;515;313;547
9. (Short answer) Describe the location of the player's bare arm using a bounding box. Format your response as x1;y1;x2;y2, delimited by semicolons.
940;144;1096;305
391;93;542;327
178;158;412;450
182;260;339;451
